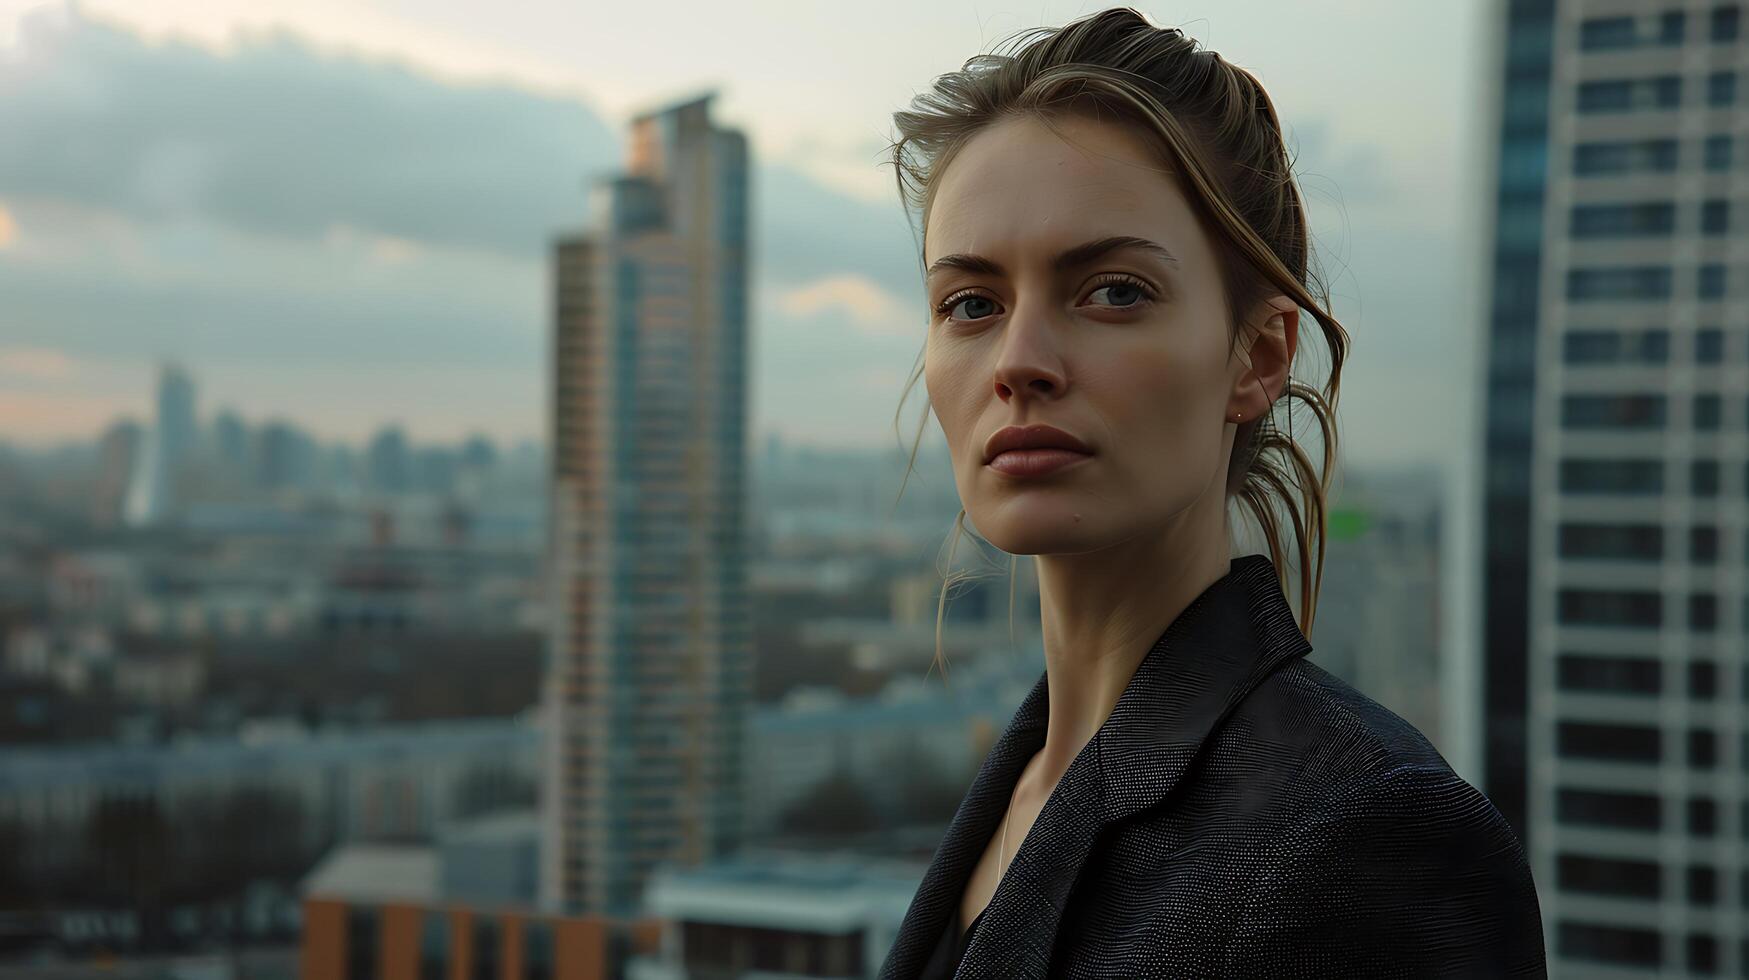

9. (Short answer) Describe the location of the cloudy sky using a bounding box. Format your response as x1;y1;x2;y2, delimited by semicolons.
0;0;1492;468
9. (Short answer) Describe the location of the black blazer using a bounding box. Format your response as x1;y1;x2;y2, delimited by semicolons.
878;553;1546;979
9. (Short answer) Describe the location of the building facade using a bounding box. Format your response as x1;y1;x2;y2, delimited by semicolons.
1484;2;1748;975
544;93;753;918
300;841;660;980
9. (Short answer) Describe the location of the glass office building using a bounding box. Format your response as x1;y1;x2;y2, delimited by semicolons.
1484;3;1748;975
543;94;752;920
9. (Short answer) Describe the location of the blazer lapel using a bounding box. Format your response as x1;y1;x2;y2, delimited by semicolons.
878;553;1314;979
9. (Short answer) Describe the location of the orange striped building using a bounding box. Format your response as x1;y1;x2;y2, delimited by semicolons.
298;844;659;979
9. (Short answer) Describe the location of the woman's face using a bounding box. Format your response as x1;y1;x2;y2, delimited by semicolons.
922;112;1292;557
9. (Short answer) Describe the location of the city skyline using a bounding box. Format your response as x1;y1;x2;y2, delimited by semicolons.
0;0;1489;472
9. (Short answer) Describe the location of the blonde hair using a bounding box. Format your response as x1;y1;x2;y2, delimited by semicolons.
883;8;1348;679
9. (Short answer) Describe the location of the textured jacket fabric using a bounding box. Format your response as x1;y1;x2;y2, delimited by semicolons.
877;553;1547;979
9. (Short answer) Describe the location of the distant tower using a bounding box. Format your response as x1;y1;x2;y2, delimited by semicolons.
92;419;142;529
367;426;412;496
124;363;197;526
212;408;250;470
543;93;752;918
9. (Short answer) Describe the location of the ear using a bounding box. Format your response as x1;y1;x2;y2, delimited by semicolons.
1227;295;1299;421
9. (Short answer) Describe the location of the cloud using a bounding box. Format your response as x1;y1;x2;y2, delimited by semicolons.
771;274;918;337
0;7;941;451
0;5;622;257
0;346;75;379
755;162;921;300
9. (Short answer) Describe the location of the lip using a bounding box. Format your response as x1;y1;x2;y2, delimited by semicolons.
983;423;1094;464
987;448;1094;477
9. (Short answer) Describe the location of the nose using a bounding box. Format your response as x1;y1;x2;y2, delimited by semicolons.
991;305;1067;403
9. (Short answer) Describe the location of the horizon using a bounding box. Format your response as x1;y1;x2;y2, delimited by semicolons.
0;0;1487;474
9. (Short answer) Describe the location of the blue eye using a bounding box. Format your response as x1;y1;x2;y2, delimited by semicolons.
1087;276;1155;308
935;291;1000;322
931;275;1158;324
952;295;998;319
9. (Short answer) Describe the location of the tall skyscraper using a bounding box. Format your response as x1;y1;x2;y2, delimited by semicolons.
543;94;752;919
92;418;142;529
123;362;197;526
1482;3;1746;974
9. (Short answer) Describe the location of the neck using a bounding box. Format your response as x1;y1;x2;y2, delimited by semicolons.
1026;490;1233;786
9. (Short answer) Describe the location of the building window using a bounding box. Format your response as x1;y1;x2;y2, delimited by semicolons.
1562;394;1666;429
1558;653;1660;694
1704;134;1734;170
1560;921;1660;967
1575;138;1680;175
1700;200;1730;236
1567;266;1673;301
473;917;499;980
1686;525;1714;563
1557;721;1661;763
1579;13;1687;48
1695;327;1725;362
1694;394;1722;430
1690;728;1719;767
1686;865;1718;906
1638;329;1670;361
1708;71;1738;107
1557;787;1660;830
1662;10;1689;42
1502;138;1549;187
1560;458;1664;495
1691;593;1718;632
1578;76;1682;112
1579;16;1638;49
1689;796;1717;836
1560;588;1665;626
1558;523;1662;562
1700;263;1727;299
1715;5;1742;40
420;912;449;980
1564;330;1620;363
1557;853;1661;899
1570;202;1675;238
1689;933;1718;974
347;906;381;980
1691;660;1719;699
1503;84;1551;134
1693;460;1720;496
524;920;554;980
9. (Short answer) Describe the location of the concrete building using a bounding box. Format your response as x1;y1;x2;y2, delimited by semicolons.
299;814;660;980
543;92;752;921
624;850;925;980
1481;2;1747;975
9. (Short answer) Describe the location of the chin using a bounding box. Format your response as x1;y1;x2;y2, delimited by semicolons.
968;506;1113;557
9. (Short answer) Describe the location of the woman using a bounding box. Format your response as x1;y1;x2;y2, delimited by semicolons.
875;8;1546;979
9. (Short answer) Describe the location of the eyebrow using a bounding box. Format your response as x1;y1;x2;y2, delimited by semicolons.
926;235;1181;280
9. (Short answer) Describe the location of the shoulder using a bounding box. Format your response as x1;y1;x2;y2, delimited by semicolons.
1233;656;1521;871
1238;654;1457;783
1217;659;1547;976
